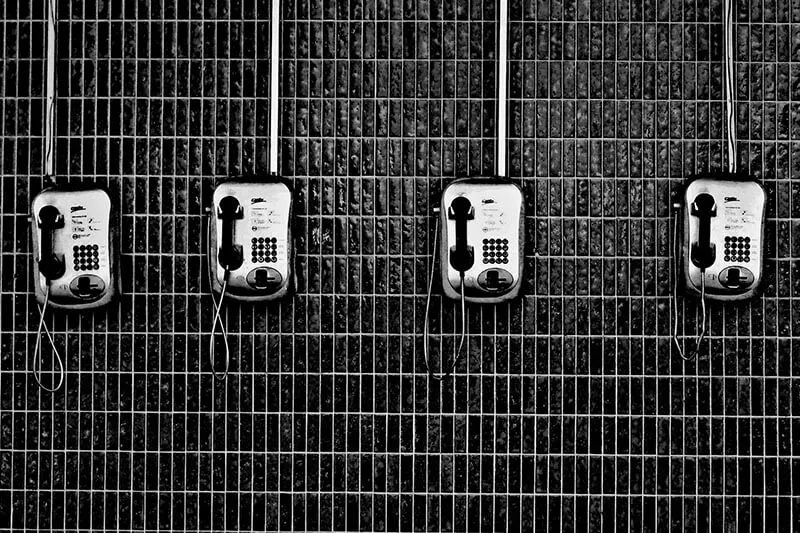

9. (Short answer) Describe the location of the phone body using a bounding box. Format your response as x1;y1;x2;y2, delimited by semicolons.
439;178;524;304
30;186;118;310
680;177;766;301
208;178;294;302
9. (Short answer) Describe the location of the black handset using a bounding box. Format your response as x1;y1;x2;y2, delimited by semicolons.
217;195;244;271
448;196;475;273
37;205;65;280
690;193;717;269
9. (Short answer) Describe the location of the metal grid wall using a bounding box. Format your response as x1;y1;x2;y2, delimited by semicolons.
1;0;799;530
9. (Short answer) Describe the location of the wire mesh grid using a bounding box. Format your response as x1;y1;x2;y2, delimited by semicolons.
1;0;799;531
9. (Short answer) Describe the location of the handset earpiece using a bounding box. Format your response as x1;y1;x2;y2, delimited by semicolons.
37;205;65;280
216;195;244;271
447;196;475;273
690;193;717;269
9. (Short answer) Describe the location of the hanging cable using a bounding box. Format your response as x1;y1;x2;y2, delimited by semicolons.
209;269;232;381
496;0;508;178
32;285;64;392
671;207;708;361
30;0;63;392
206;216;232;381
723;0;737;175
268;0;280;175
44;0;57;178
423;214;469;381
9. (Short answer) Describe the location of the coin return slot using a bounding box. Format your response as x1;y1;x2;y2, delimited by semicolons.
478;268;513;292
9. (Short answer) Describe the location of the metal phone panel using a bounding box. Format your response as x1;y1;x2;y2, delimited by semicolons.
209;179;294;302
439;178;524;304
681;178;765;301
31;187;117;310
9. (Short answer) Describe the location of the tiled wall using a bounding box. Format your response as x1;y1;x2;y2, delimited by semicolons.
1;0;799;531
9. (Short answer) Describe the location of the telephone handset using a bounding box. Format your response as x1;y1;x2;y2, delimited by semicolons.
439;178;524;303
448;196;475;273
208;179;294;301
31;188;118;309
680;178;765;301
37;205;66;280
690;193;717;270
216;195;245;271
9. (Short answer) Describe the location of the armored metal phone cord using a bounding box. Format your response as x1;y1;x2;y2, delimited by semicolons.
209;269;232;381
672;208;708;361
723;0;737;175
423;214;469;381
32;284;65;392
44;0;57;178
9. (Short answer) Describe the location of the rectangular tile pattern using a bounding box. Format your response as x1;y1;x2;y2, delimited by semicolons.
1;0;799;530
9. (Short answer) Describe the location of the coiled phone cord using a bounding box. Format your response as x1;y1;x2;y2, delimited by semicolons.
423;213;469;381
671;207;708;361
32;284;65;392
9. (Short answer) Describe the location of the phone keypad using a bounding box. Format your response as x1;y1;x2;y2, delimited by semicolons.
72;244;100;271
251;237;278;263
483;238;509;264
724;236;751;263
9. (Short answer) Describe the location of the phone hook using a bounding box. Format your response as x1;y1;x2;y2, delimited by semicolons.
423;209;469;381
